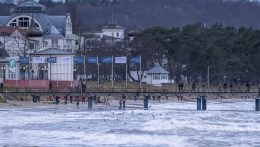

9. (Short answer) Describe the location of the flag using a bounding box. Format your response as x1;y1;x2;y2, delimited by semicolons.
47;57;57;63
102;57;112;64
9;57;16;72
115;57;126;64
19;57;29;64
87;56;97;64
32;57;45;63
130;57;141;64
73;56;84;64
58;57;71;63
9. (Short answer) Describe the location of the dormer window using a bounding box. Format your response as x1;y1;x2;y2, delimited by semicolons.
18;17;29;28
8;16;42;31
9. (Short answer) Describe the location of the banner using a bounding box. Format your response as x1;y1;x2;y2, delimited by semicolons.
19;57;29;64
58;57;71;63
115;57;126;64
130;57;141;64
101;57;112;64
9;58;16;72
47;57;57;63
73;56;84;64
87;57;97;64
32;57;45;63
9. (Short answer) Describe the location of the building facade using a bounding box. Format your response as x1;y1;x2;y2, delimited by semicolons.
0;0;78;56
0;0;79;88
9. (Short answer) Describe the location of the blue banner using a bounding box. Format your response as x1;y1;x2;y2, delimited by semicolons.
130;57;141;64
101;57;112;64
47;57;57;63
19;57;29;64
73;56;84;64
87;57;97;64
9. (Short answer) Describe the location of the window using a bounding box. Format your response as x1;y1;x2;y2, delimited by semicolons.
18;17;29;28
52;39;58;48
75;40;79;45
8;70;16;79
10;19;17;26
153;75;160;80
161;75;168;80
8;17;41;30
29;43;35;50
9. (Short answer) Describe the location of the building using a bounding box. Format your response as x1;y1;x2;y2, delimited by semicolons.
101;23;125;40
83;23;125;46
0;0;78;56
0;0;79;89
130;64;170;86
0;44;9;83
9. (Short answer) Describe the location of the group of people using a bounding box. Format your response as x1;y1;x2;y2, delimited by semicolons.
51;92;86;106
177;81;254;93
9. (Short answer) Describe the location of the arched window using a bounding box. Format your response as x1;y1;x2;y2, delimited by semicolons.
8;16;42;31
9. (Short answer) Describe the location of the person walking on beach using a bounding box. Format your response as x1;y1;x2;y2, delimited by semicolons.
81;95;86;104
49;81;52;92
0;82;3;92
70;96;73;103
180;82;184;92
246;82;250;93
223;82;227;92
64;95;68;104
119;99;122;110
122;99;126;110
191;81;196;92
55;95;60;104
76;96;80;106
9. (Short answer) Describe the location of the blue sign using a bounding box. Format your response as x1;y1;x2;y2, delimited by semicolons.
87;57;97;64
73;56;84;64
101;57;112;64
130;57;141;64
19;57;29;64
47;57;57;63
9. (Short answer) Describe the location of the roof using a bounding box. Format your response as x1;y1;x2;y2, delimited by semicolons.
102;23;125;30
147;64;169;74
0;49;9;58
0;13;66;37
0;0;67;37
13;0;46;13
18;0;45;8
48;16;66;34
31;48;73;55
0;26;27;36
0;16;9;26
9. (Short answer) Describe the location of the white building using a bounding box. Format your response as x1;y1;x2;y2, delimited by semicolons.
0;0;78;85
83;23;125;44
0;0;78;56
101;23;125;40
130;64;170;86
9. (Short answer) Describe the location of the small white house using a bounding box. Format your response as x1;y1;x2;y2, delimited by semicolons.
130;64;170;86
146;64;170;86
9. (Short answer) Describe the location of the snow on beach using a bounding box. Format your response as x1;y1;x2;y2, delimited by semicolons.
0;99;260;146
